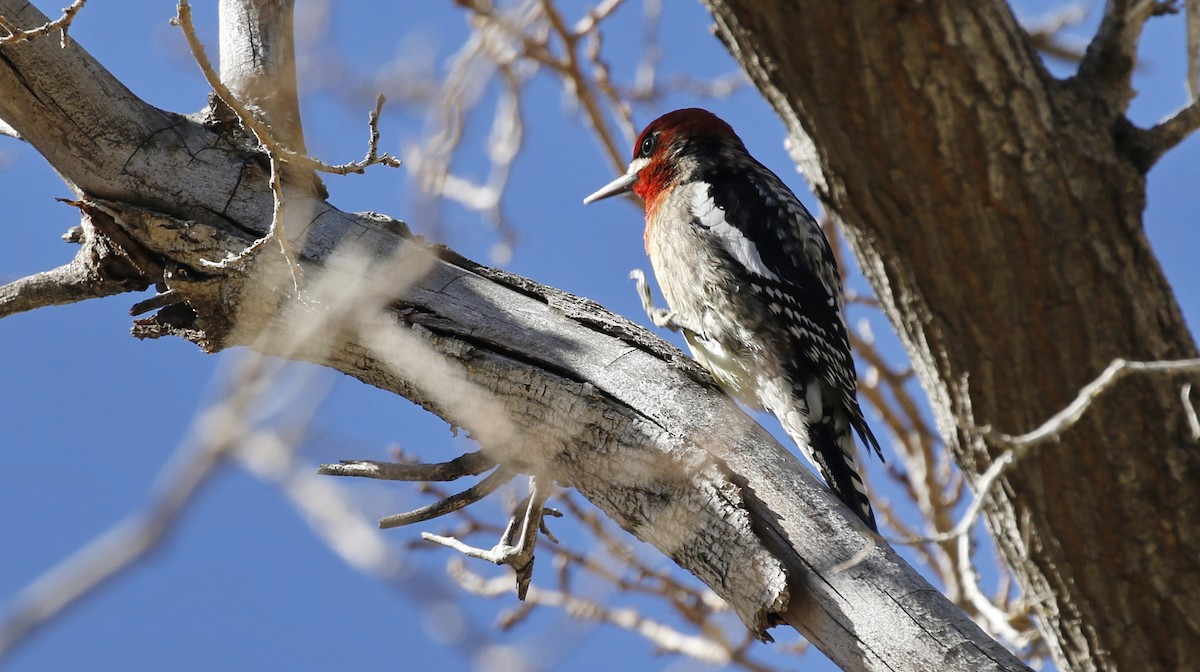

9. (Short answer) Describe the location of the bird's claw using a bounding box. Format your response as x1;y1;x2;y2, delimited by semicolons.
630;268;683;331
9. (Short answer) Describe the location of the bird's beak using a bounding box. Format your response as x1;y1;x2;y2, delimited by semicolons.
583;162;642;204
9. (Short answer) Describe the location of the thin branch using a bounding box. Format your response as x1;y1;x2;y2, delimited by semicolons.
987;357;1200;448
379;467;515;528
893;357;1200;548
1077;0;1169;110
423;475;554;599
1189;0;1200;98
172;2;401;177
318;451;496;481
887;358;1200;647
174;1;302;288
0;353;284;661
0;0;87;47
1134;98;1200;166
448;560;741;666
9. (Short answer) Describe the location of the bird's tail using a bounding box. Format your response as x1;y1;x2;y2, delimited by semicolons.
765;377;879;530
807;417;878;531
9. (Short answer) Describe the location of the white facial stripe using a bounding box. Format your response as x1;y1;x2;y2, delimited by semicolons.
689;182;780;281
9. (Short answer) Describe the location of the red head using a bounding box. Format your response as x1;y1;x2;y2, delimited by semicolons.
583;108;745;212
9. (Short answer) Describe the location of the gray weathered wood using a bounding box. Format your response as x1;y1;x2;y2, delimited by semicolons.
0;2;1030;669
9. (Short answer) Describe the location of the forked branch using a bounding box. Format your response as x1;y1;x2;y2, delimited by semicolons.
423;475;558;599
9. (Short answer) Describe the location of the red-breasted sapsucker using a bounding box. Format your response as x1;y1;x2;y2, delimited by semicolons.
584;108;883;530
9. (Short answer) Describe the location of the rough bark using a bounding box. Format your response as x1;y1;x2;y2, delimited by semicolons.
0;1;1029;670
703;1;1200;670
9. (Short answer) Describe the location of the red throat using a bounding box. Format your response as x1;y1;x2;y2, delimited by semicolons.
628;108;739;252
635;164;672;253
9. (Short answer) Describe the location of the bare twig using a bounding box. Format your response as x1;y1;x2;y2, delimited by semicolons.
172;1;400;289
420;475;554;595
380;467;516;528
1189;0;1199;99
449;560;741;666
894;358;1200;547
0;0;87;47
319;451;497;481
0;353;282;661
882;357;1200;649
422;475;554;599
173;3;401;178
987;358;1200;449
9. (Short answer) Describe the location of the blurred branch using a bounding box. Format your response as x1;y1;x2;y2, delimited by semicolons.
1022;5;1089;63
450;560;752;667
1189;0;1199;98
413;0;743;261
433;489;787;670
0;353;278;661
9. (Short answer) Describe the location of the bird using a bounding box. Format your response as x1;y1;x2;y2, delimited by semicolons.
583;108;883;530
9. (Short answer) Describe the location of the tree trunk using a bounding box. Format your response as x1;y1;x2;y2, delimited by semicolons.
704;1;1200;670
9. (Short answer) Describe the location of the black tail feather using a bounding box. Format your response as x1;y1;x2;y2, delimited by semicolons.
810;420;878;531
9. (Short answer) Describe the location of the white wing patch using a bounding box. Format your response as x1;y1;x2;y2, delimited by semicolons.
688;182;780;281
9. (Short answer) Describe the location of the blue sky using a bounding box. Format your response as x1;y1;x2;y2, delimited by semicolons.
1;2;1196;671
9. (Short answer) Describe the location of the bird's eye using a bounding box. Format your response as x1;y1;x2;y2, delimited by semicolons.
639;134;657;157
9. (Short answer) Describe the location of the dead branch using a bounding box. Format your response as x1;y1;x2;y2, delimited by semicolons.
319;451;496;481
423;475;556;599
0;353;272;661
0;212;150;319
380;467;517;529
0;0;87;47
